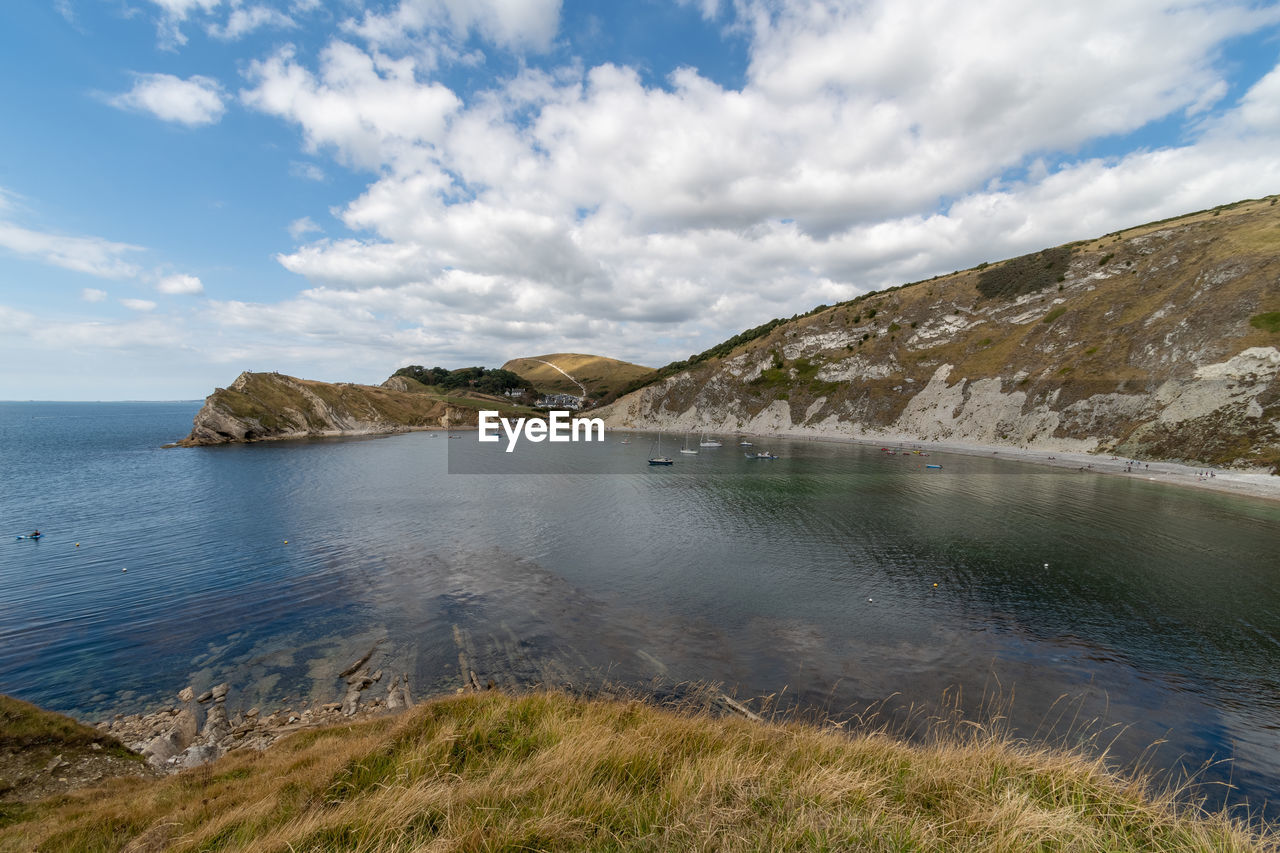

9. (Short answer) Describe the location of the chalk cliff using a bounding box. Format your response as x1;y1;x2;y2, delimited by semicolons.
595;197;1280;472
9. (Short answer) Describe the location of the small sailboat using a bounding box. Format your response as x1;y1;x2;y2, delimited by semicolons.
739;439;752;446
699;432;722;447
680;433;698;455
648;433;674;465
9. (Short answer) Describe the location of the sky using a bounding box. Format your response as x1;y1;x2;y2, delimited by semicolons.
1;0;1279;400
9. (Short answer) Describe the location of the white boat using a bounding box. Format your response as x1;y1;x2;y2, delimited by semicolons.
680;434;698;455
699;432;722;447
739;440;752;446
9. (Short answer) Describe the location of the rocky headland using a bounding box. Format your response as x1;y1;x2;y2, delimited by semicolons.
175;371;505;446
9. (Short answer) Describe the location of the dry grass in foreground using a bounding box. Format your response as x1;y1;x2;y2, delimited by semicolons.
3;690;1275;852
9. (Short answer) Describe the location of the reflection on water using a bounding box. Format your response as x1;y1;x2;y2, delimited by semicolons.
1;403;1278;816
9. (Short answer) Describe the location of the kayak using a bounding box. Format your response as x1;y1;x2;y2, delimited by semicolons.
15;533;42;540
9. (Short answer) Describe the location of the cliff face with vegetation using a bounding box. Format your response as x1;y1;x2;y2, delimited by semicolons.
597;197;1280;472
176;372;517;446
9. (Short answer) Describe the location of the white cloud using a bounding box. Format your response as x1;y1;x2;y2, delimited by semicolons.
0;309;195;359
157;273;205;294
146;0;222;49
1219;63;1280;136
252;5;1280;368
121;298;159;311
288;216;322;239
0;221;143;279
110;73;227;126
81;288;108;302
344;0;563;53
34;0;1277;386
148;0;222;17
208;4;295;40
241;42;460;169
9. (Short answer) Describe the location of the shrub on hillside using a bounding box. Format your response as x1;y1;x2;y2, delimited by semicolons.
976;246;1074;300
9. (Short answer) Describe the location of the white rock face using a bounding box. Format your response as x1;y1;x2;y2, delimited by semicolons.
594;322;1278;465
1155;347;1280;424
1194;347;1280;382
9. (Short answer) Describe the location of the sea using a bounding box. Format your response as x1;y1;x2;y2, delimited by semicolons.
1;401;1278;816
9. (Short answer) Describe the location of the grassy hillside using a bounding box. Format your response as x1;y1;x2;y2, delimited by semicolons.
381;374;538;413
602;195;1280;469
4;690;1273;852
0;695;147;823
502;353;655;401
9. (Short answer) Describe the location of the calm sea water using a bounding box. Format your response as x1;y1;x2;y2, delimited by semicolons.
1;401;1278;814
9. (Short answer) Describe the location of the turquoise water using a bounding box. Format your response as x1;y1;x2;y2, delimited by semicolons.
1;401;1277;813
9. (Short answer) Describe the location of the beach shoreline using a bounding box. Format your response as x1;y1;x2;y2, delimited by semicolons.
610;425;1280;503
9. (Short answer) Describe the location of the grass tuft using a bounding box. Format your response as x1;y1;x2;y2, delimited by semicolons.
1250;312;1280;333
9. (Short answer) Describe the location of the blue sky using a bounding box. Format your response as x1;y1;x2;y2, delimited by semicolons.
2;0;1279;400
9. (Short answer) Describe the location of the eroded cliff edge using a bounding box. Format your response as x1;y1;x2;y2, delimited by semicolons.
595;197;1280;472
176;372;487;446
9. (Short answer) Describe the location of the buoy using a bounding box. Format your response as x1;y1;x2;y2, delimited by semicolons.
1044;563;1049;568
932;583;938;587
122;568;127;573
867;597;873;602
75;543;80;547
284;540;288;544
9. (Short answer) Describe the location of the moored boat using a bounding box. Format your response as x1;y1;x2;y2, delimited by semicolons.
648;433;674;466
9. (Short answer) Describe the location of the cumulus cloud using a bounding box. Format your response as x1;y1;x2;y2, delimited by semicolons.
110;73;227;126
241;42;460;169
81;288;108;302
121;298;158;311
157;273;205;294
95;0;1253;375
234;1;1277;370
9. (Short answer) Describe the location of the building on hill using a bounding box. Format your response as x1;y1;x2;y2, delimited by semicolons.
541;393;583;409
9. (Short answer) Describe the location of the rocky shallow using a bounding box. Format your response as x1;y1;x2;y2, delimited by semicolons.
98;653;415;773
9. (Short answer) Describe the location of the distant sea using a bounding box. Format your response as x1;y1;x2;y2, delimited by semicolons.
1;401;1278;816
